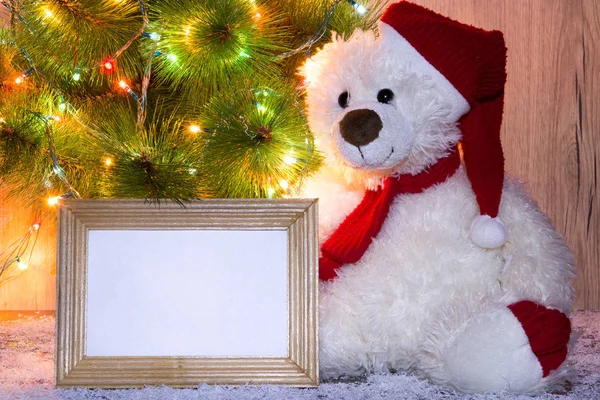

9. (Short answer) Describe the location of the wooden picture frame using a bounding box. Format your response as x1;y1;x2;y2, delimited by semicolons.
55;199;318;388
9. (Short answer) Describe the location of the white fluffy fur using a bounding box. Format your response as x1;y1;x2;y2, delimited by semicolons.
300;26;575;394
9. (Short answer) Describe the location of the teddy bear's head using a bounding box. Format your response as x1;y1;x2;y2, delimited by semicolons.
302;1;511;249
301;24;470;187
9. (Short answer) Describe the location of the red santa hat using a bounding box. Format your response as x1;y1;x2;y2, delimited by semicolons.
380;1;509;248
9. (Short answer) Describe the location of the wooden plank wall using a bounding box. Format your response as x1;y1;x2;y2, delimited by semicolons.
0;1;598;309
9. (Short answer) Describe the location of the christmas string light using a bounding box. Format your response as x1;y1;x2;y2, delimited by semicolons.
143;32;161;41
248;86;316;196
0;0;326;206
283;154;297;165
0;221;41;286
348;0;368;15
137;37;159;131
47;196;61;206
14;68;34;84
4;0;158;167
102;59;115;72
276;0;368;59
189;124;201;134
256;102;267;113
30;111;81;199
4;0;147;83
118;80;139;101
108;0;149;65
16;257;28;270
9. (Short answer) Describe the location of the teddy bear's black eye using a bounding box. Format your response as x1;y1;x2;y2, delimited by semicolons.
377;89;394;104
338;91;350;108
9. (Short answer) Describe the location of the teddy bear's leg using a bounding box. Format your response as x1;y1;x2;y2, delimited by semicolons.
419;301;570;394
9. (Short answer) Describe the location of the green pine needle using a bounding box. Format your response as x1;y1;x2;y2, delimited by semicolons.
0;87;87;207
196;78;321;198
148;0;288;102
81;101;205;201
10;0;145;91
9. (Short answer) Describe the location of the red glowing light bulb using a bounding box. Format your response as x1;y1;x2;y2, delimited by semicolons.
103;60;114;72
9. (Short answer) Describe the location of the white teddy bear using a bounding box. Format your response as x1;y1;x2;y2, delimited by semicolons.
300;1;575;394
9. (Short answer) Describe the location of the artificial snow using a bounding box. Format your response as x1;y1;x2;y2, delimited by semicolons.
1;312;599;400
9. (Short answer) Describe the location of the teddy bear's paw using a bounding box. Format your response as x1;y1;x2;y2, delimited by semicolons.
442;307;543;393
319;353;367;381
318;324;370;380
441;304;570;394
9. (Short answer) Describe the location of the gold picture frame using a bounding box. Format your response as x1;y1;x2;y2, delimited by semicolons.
55;199;318;388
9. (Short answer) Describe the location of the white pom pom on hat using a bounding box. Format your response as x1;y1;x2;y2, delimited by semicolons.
470;215;508;249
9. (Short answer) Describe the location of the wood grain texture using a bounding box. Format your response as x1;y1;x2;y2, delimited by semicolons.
573;0;600;310
0;5;8;28
0;188;57;311
411;0;598;309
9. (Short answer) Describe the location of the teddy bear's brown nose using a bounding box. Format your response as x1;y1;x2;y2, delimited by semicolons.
339;109;383;147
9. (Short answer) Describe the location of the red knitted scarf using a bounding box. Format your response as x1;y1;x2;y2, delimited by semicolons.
319;148;461;281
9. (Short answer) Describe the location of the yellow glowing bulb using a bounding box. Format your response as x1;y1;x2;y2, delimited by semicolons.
189;125;201;134
45;9;53;17
118;80;127;89
32;223;40;231
17;259;28;271
283;155;296;165
0;117;5;124
279;180;289;190
267;187;276;198
104;157;113;166
47;196;61;206
255;13;261;18
184;27;191;35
